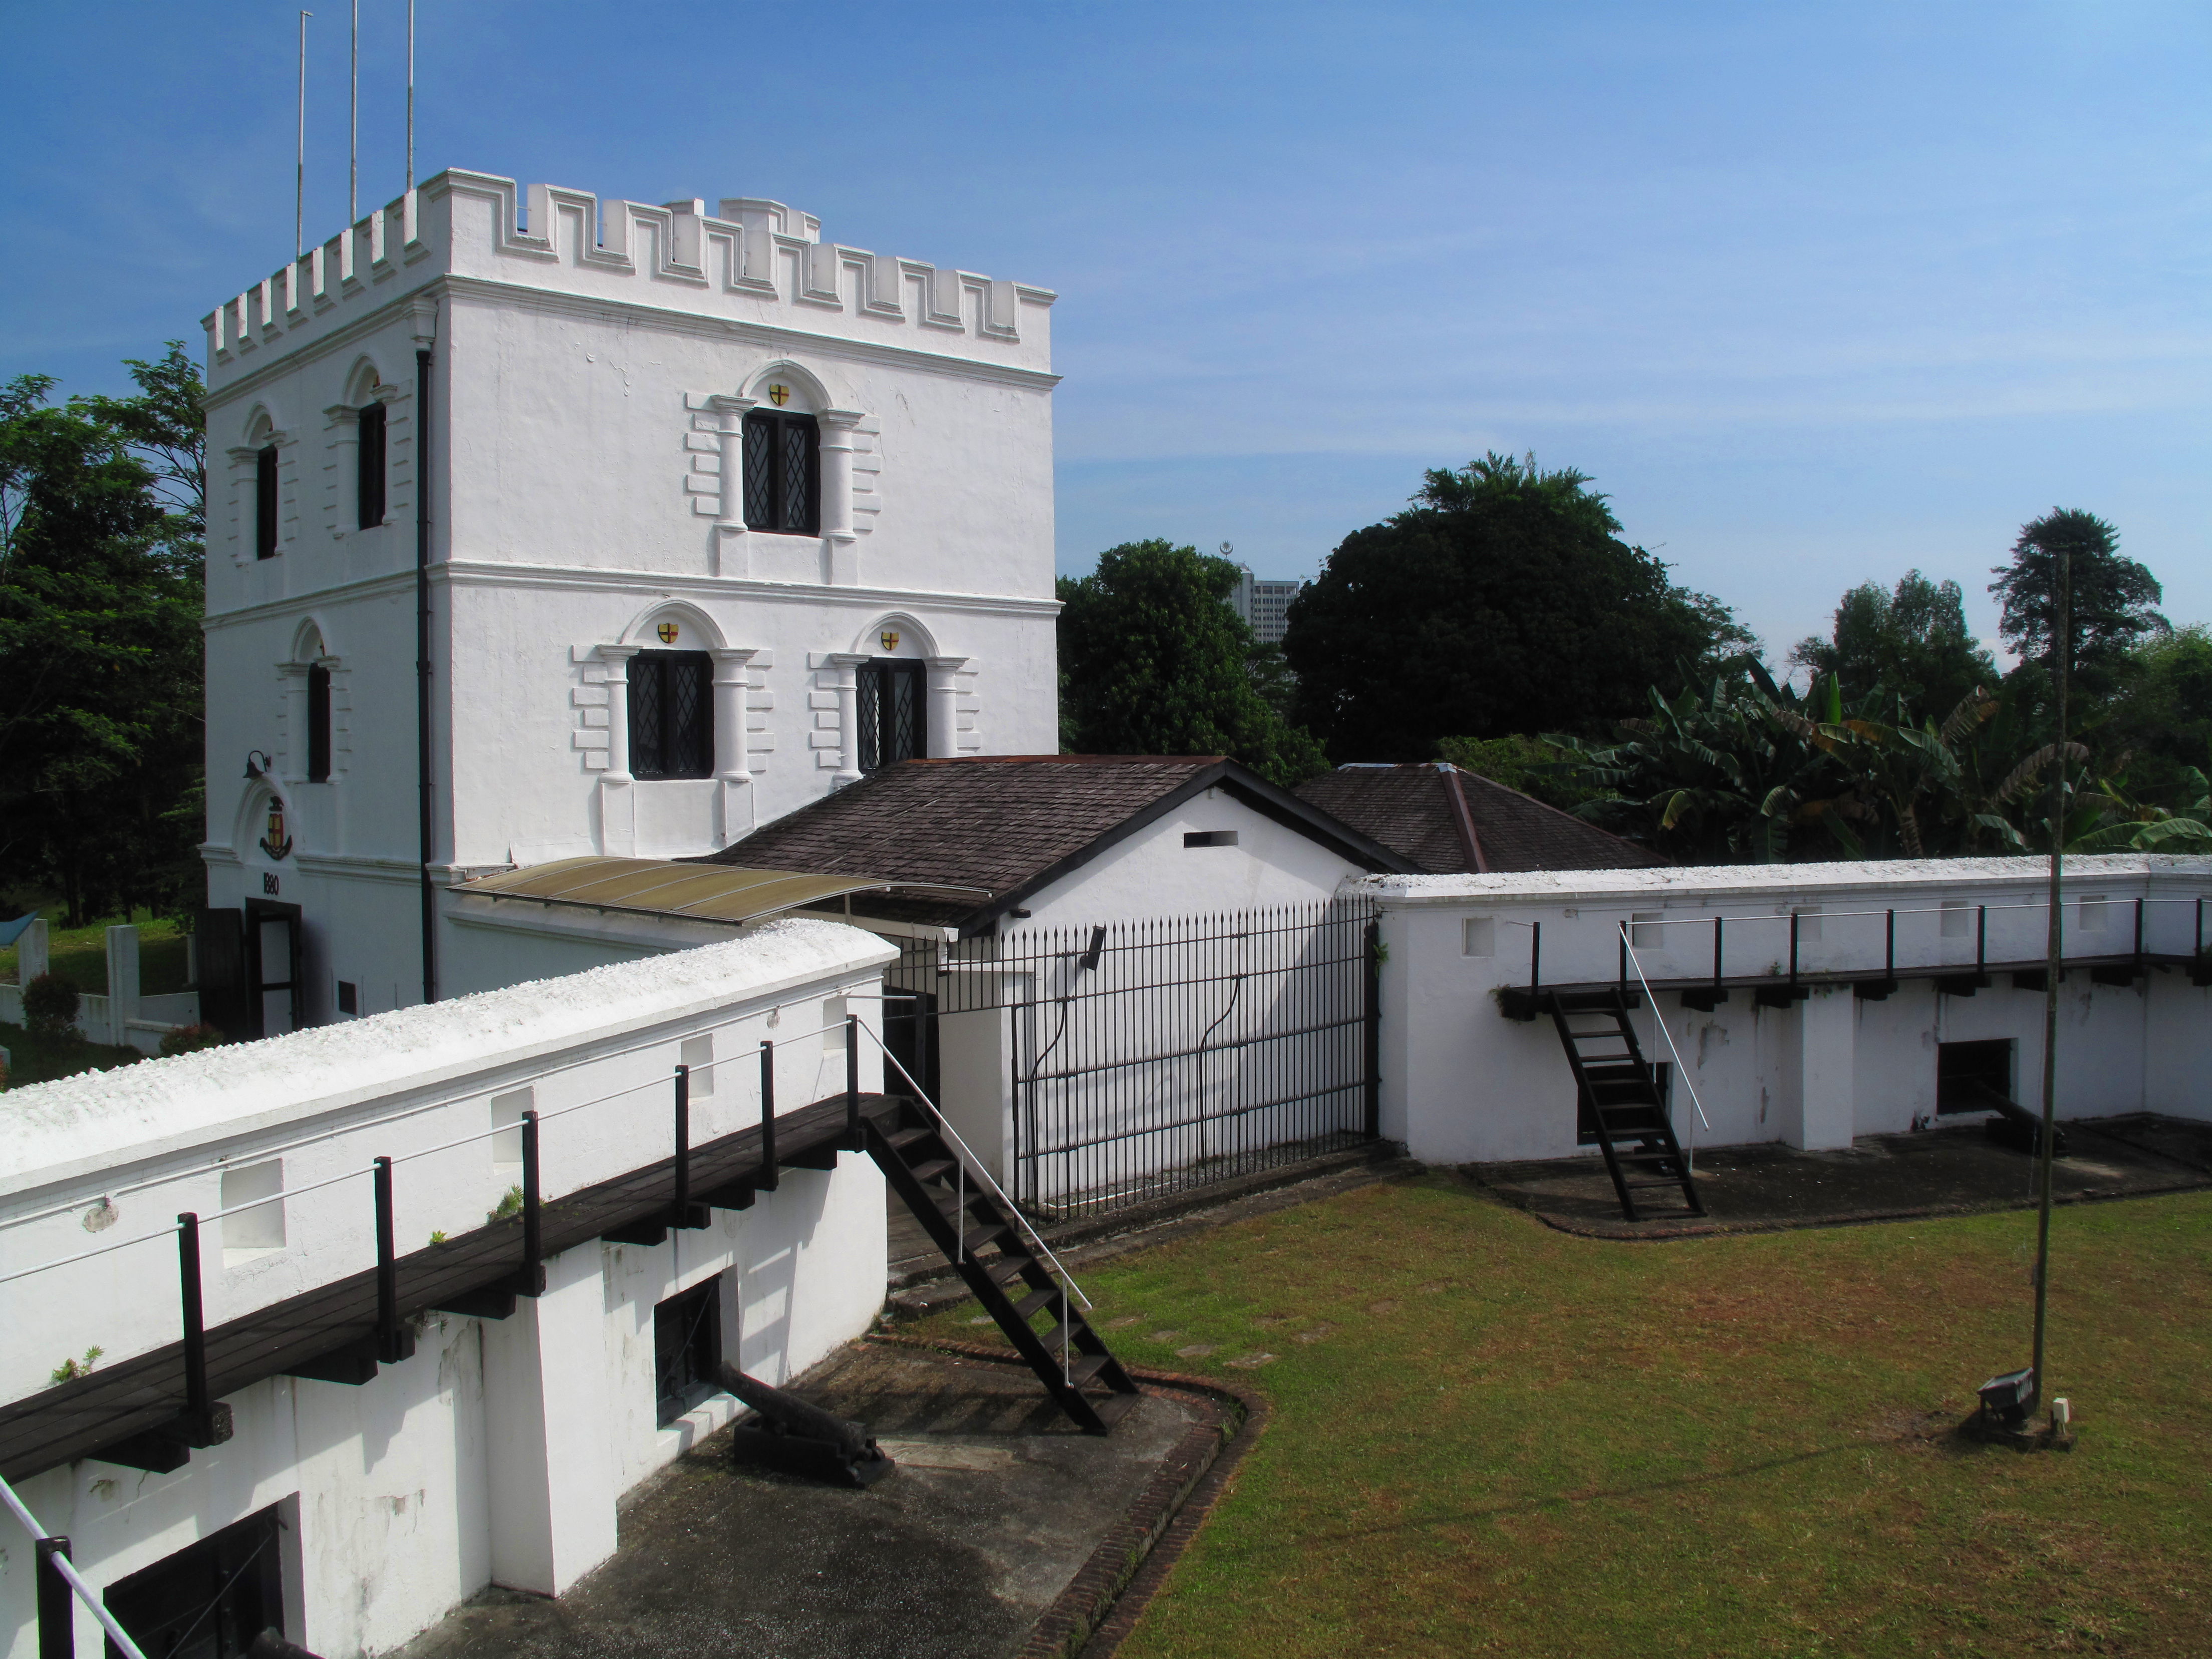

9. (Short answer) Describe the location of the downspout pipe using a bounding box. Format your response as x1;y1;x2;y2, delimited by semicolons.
413;306;439;1004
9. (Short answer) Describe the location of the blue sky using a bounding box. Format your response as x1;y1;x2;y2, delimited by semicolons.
4;2;2205;664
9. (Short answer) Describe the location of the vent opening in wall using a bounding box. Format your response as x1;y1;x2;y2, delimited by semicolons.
654;1274;724;1427
220;1161;285;1262
1184;831;1238;848
336;979;358;1015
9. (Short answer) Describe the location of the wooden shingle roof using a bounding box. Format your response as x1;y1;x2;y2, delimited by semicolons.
699;755;1416;932
1293;763;1670;875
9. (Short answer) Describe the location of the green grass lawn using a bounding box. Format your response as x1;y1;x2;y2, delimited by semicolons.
0;905;191;995
0;1018;145;1088
914;1176;2212;1656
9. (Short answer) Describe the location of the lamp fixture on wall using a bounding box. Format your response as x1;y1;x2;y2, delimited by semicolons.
243;750;276;780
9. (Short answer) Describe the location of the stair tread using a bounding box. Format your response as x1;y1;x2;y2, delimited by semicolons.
1013;1287;1062;1321
908;1158;958;1183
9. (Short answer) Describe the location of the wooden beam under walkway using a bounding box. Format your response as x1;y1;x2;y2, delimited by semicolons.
0;1093;904;1485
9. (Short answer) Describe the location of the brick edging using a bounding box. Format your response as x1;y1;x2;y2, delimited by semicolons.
863;1335;1270;1659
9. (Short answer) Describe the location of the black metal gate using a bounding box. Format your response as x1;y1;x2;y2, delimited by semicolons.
979;898;1378;1219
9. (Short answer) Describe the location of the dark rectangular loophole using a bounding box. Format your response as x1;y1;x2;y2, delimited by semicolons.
1938;1039;2015;1113
654;1274;723;1426
1183;830;1238;848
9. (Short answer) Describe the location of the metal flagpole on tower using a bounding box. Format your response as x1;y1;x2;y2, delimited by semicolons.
297;11;312;256
406;0;415;190
349;0;359;223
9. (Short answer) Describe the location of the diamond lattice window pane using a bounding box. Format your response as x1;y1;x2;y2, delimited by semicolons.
743;417;772;527
630;658;664;776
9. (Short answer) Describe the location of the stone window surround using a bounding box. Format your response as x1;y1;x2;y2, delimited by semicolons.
807;633;980;784
321;372;401;541
573;609;773;856
682;370;881;583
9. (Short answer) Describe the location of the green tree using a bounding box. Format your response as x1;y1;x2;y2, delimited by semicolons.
2100;625;2212;813
1056;541;1330;786
1791;569;1999;718
1283;453;1752;762
0;347;205;927
1434;733;1602;812
1990;508;2165;699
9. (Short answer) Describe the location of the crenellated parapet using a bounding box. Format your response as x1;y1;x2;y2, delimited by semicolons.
200;170;1056;392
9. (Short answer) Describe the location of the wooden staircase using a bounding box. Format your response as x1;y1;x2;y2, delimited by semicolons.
1544;988;1705;1222
866;1099;1140;1434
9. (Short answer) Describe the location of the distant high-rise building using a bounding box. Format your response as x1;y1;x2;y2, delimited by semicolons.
1227;558;1302;646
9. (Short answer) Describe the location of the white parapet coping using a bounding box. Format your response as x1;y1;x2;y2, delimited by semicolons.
1;918;894;1201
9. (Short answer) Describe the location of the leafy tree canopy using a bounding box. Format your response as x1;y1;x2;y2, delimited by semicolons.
1990;508;2164;698
1056;540;1330;787
2099;624;2212;814
0;345;206;928
1791;569;1999;719
1283;452;1753;762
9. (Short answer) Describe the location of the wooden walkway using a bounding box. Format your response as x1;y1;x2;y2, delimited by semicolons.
1498;951;2204;1021
0;1092;906;1485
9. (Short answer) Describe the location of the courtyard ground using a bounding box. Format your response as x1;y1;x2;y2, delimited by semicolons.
914;1173;2212;1656
395;1343;1226;1659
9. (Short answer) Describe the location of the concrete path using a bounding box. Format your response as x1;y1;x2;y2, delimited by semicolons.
396;1344;1207;1659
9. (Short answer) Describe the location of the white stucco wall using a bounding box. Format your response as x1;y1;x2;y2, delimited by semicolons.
1369;855;2212;1166
0;922;894;1659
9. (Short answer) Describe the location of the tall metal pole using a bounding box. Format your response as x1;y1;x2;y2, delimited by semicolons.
2030;540;2070;1409
406;0;416;190
296;13;312;256
348;0;359;223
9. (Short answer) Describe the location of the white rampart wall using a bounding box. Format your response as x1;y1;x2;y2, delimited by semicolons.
0;920;895;1659
1368;855;2212;1165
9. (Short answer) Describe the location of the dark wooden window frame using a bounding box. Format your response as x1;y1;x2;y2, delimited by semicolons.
741;409;820;535
307;663;332;782
356;401;388;529
856;658;927;774
654;1275;723;1427
628;650;715;780
104;1501;287;1658
254;443;280;559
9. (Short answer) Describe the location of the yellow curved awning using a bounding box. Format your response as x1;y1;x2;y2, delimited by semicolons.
455;857;915;926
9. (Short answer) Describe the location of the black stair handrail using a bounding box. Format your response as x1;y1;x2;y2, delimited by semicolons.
858;1018;1096;1341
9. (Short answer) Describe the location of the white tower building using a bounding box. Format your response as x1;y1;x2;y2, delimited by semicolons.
198;172;1060;1026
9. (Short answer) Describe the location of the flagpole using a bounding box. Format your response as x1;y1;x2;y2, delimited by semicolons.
406;0;416;191
349;0;359;223
297;11;313;256
2029;541;2070;1410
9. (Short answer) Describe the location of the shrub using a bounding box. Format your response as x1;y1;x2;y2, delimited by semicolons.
22;973;80;1038
158;1023;228;1058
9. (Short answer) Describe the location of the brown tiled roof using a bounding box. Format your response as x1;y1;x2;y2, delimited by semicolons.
1293;763;1671;874
700;756;1415;931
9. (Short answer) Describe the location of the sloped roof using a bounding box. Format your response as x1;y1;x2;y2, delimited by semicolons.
1293;763;1671;874
699;755;1417;932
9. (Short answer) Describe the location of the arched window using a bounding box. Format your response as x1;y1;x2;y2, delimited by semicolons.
356;401;387;528
627;650;714;779
255;443;280;559
742;410;819;534
856;660;926;773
